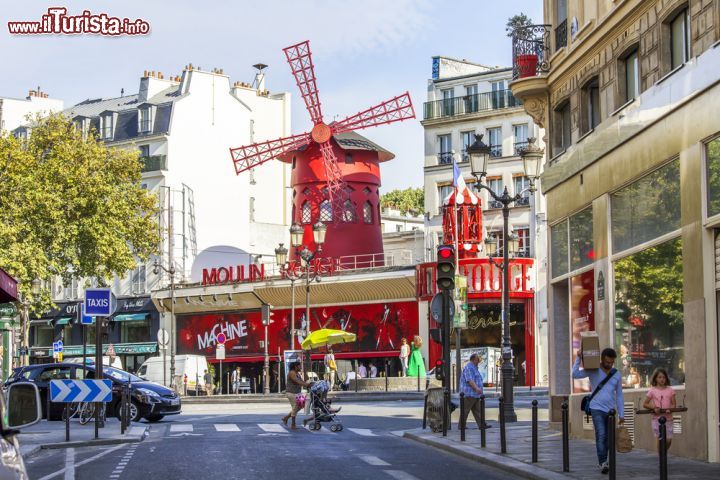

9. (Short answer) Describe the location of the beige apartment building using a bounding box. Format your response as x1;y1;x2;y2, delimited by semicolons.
511;0;720;462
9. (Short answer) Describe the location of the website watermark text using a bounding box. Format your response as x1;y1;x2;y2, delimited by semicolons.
8;8;150;36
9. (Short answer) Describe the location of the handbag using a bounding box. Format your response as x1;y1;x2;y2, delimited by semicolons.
580;368;617;415
295;393;306;408
616;426;633;453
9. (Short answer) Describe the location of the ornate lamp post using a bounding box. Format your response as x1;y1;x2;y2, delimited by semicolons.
153;260;176;389
467;134;542;422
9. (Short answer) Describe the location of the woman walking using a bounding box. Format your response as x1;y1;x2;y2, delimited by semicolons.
399;338;410;377
406;335;426;378
282;362;310;430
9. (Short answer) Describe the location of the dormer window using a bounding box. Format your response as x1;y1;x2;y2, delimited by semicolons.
138;107;153;134
73;117;90;139
100;113;114;140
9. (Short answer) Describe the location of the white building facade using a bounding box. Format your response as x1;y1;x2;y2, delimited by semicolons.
0;88;63;134
422;57;549;385
381;207;424;267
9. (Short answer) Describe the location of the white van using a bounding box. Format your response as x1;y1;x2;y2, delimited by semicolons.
137;354;208;394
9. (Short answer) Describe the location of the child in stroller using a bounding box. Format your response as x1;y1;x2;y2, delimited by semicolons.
303;380;343;431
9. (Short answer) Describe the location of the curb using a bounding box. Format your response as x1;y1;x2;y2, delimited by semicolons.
181;392;427;404
21;427;148;457
403;430;573;480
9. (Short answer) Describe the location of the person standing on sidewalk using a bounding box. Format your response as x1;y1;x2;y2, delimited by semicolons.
203;369;214;396
458;353;486;431
324;349;337;391
231;366;242;394
399;337;410;376
572;348;625;475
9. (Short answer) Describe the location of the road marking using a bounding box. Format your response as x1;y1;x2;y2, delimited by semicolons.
258;423;287;433
170;424;193;432
129;426;146;436
214;423;240;432
385;470;420;480
37;444;127;480
358;455;390;466
348;428;377;436
63;448;74;480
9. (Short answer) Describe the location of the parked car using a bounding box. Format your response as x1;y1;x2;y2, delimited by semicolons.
137;354;208;395
0;382;43;479
5;363;181;422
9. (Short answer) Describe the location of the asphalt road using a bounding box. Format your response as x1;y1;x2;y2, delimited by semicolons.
26;399;545;480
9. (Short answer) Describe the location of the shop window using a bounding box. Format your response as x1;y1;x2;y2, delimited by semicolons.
319;200;333;223
363;202;373;224
569;207;593;271
34;326;53;346
611;159;680;253
301;201;311;224
706;138;720;217
614;237;684;388
581;77;601;135
571;270;595;393
121;318;150;344
551;219;569;278
552;101;571;155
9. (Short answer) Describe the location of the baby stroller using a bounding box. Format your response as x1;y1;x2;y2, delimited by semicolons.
307;380;343;432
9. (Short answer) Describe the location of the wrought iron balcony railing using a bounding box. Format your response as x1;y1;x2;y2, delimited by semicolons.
140;154;167;172
555;19;568;51
490;146;503;158
514;141;529;156
515;196;531;206
511;24;551;80
423;89;522;120
437;152;454;164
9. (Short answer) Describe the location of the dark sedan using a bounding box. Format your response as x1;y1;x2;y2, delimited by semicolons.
5;362;181;422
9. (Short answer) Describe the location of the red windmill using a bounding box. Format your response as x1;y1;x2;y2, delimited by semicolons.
230;40;415;263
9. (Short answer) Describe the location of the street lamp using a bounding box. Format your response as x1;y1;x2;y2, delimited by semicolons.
274;243;298;352
468;133;542;423
153;259;176;389
19;278;41;367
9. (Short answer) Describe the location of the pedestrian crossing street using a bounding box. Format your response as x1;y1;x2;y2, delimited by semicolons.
150;422;387;438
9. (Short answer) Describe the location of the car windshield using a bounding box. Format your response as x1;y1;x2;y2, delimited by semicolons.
102;367;142;383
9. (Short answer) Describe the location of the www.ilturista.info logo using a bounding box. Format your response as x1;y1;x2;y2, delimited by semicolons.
8;7;150;36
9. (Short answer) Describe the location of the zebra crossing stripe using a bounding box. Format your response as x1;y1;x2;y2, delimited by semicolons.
214;424;240;432
348;428;377;436
258;423;287;433
170;424;193;432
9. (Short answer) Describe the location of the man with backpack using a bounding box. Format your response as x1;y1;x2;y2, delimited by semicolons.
572;347;625;475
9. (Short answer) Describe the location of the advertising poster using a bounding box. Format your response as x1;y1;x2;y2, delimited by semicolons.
571;270;595;393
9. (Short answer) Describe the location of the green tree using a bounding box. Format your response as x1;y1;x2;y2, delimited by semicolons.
380;187;424;215
506;13;534;37
0;114;159;312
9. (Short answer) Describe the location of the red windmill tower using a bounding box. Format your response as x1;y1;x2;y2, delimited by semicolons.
230;41;415;263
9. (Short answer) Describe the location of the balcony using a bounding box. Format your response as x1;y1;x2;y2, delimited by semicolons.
511;24;551;80
489;146;502;158
423;89;522;121
140;155;167;172
515;196;530;206
514;141;528;156
488;200;503;209
437;152;454;165
555;19;568;51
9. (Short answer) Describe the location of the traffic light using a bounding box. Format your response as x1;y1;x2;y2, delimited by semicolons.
261;304;271;326
436;245;455;290
435;359;445;381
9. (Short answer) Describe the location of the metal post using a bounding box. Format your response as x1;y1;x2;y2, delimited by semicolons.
417;370;421;392
289;277;296;349
219;359;223;395
65;404;70;442
441;288;451;437
499;396;507;453
263;319;270;395
422;392;428;429
459;392;466;441
82;324;87;370
385;360;389;392
455;327;461;393
608;409;616;480
500;195;517;423
480;394;486;448
95;316;104;439
531;399;538;462
562;400;569;472
162;337;167;387
658;416;668;480
170;274;176;389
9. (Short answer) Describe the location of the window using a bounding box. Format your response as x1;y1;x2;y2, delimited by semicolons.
461;131;475;162
138;145;150;158
670;9;689;70
553;101;571;154
101;114;113;140
438;134;452;164
624;49;640;102
441;88;455;116
556;0;568;50
490;81;506;109
581;78;601;134
342;200;356;223
249;197;255;222
486;177;503;196
611;160;680;253
513;124;529;155
319;200;333;222
515;227;530;257
301;201;311;224
121;317;151;344
438;185;454;210
488;230;504;254
706;138;720;217
34;326;53;346
345;154;354;164
63;279;79;299
131;265;146;294
465;85;478;113
514;176;530;204
614;237;684;388
363;202;373;224
569;207;593;271
487;127;502;157
138;108;152;133
551;219;569;278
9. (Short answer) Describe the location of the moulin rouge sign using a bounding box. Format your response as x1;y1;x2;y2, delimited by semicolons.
201;264;265;286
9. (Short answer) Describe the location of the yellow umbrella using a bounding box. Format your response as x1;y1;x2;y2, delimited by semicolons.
301;329;357;350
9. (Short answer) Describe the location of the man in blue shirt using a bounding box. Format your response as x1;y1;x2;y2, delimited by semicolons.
572;347;625;474
459;353;485;431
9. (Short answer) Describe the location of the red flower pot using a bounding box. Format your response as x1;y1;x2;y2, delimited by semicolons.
516;54;538;78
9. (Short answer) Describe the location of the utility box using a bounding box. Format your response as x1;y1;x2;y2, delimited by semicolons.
581;331;601;369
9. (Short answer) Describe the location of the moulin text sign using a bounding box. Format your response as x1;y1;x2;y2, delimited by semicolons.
201;264;265;286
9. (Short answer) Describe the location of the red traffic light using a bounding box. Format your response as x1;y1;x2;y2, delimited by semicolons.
435;360;443;367
438;246;453;258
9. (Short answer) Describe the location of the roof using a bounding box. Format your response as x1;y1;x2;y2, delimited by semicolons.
293;131;395;162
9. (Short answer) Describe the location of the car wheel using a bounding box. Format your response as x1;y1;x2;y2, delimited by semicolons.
115;400;142;423
145;414;164;422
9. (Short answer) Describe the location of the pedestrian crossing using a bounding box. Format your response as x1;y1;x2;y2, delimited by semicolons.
152;422;389;438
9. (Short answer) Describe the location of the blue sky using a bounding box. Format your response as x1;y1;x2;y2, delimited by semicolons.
0;0;542;191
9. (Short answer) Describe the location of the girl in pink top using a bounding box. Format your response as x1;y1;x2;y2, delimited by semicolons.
642;368;676;451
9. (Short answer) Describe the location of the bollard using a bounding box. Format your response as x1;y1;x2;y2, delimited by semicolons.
442;387;450;437
608;409;616;480
459;392;466;442
561;400;569;472
355;372;359;393
417;372;421;392
479;394;486;448
531;399;538;463
499;396;507;453
385;360;389;392
422;391;428;430
658;416;668;480
65;404;70;442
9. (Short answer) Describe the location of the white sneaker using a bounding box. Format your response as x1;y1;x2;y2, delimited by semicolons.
600;462;609;474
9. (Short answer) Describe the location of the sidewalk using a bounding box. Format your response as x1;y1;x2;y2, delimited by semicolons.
17;419;148;459
403;420;720;480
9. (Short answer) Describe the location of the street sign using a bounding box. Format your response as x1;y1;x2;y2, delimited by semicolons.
81;304;94;325
216;344;226;360
157;328;169;346
53;341;63;353
430;293;455;323
50;379;113;403
216;332;226;345
84;288;117;317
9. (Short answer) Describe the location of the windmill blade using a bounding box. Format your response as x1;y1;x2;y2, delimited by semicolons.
318;141;347;220
332;92;415;134
283;40;324;125
230;132;312;174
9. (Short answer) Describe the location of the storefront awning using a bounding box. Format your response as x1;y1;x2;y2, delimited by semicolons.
0;268;18;303
30;319;52;326
32;342;158;356
55;317;73;325
112;313;148;322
